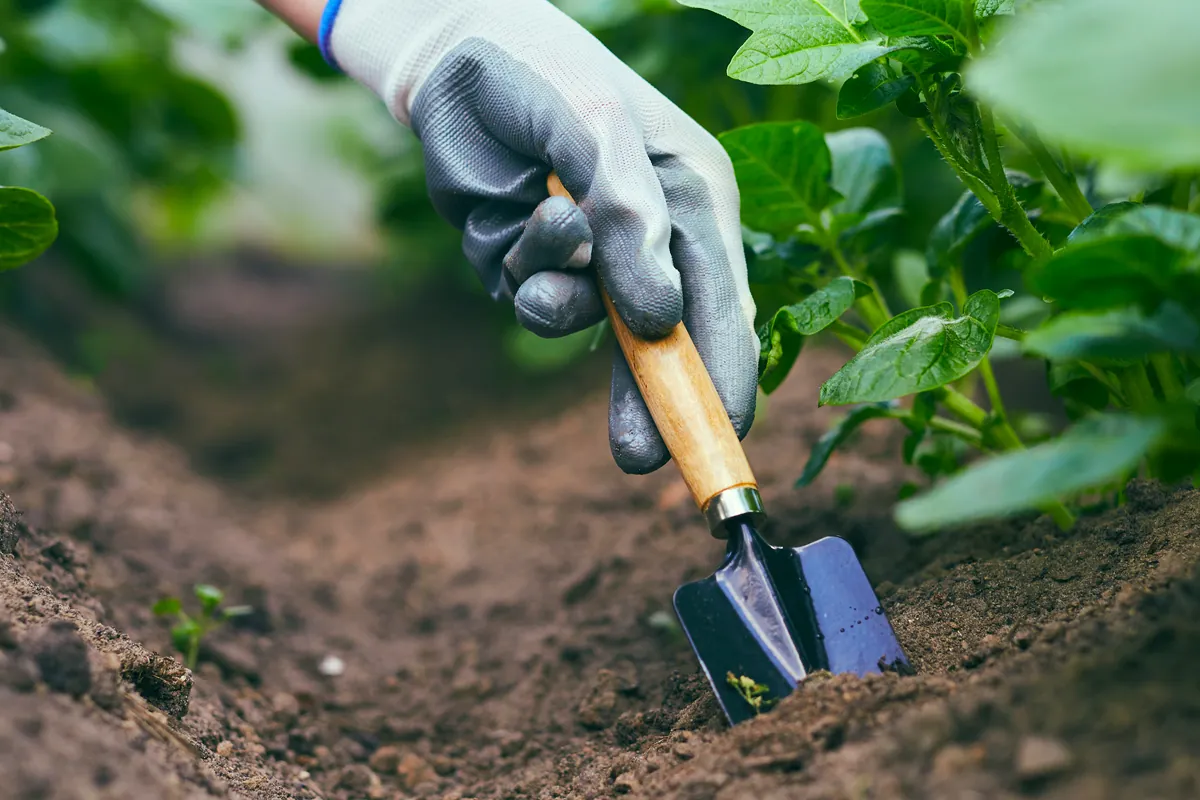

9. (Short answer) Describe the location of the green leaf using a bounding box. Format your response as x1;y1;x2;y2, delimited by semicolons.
827;127;900;216
1065;202;1142;244
171;619;201;653
221;605;254;618
1186;378;1200;405
0;188;58;271
152;597;182;617
1070;204;1200;254
893;249;930;309
194;584;224;614
728;23;896;85
678;0;866;29
1030;236;1187;311
1047;362;1111;414
836;62;914;119
759;276;870;393
966;0;1200;172
1024;303;1200;361
975;0;1013;17
861;0;968;42
0;109;51;152
820;291;1000;405
797;401;898;487
896;414;1165;530
720;121;835;233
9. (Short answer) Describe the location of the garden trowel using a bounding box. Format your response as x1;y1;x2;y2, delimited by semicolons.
548;174;909;725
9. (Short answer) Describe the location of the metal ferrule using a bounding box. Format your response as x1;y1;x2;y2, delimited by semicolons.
704;486;765;537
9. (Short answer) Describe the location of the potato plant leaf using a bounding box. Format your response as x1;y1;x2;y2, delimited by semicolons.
827;127;900;216
759;276;870;393
797;401;898;487
0;109;51;152
896;414;1166;530
1030;236;1188;311
1070;204;1200;254
1047;362;1110;414
721;121;836;233
966;0;1200;172
861;0;969;43
728;23;897;85
836;62;914;119
820;290;1000;405
678;0;866;29
1024;303;1200;361
0;187;58;270
1187;378;1200;405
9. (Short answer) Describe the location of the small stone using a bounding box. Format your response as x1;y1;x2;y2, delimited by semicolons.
0;615;18;650
87;651;123;710
1015;735;1073;782
398;753;436;790
429;754;457;776
369;745;403;774
930;744;984;780
673;742;695;760
271;692;301;725
319;654;345;677
216;740;234;757
28;620;91;696
577;669;623;730
613;773;640;794
336;764;379;792
0;651;39;692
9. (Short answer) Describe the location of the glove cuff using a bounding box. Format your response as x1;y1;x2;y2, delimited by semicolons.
321;0;584;127
317;0;346;71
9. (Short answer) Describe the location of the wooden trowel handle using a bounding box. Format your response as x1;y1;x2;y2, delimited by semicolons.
546;173;761;532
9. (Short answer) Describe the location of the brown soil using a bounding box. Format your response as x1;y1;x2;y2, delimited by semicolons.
0;320;1198;800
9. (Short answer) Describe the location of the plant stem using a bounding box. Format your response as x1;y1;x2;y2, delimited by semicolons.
1151;354;1185;401
1121;365;1157;411
976;107;1055;259
937;386;989;428
825;232;891;330
1079;362;1127;404
938;386;1076;529
1010;127;1093;224
978;357;1008;420
927;415;985;447
829;318;868;350
995;324;1026;341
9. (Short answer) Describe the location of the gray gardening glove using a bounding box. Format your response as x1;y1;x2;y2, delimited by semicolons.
322;0;758;473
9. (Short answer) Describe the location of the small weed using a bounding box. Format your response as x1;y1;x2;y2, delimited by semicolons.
153;584;251;669
726;671;773;715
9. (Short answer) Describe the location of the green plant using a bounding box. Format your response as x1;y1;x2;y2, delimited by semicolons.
153;584;252;669
0;108;58;272
726;671;773;714
681;0;1200;530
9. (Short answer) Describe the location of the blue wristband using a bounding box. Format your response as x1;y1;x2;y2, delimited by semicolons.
318;0;346;71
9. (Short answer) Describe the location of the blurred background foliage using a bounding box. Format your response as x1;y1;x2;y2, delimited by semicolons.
0;0;964;496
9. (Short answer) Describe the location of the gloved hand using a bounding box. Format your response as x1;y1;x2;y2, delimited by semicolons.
320;0;758;474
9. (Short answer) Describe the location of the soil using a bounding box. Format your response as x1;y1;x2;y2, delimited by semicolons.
0;309;1198;800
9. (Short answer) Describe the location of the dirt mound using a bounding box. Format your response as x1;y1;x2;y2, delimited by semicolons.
0;323;1197;799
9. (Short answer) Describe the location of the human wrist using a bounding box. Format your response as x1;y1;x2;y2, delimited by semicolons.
257;0;325;42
